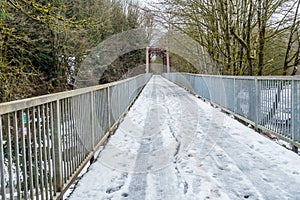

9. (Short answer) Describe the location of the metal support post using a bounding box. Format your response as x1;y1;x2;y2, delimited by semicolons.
54;100;63;192
166;51;170;73
146;46;150;73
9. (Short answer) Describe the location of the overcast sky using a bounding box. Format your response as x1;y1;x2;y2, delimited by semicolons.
139;0;160;7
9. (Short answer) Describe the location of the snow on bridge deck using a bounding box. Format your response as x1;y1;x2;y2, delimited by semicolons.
67;75;300;200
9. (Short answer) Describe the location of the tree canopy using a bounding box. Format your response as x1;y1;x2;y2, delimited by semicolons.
0;0;148;103
2;0;299;102
149;0;300;76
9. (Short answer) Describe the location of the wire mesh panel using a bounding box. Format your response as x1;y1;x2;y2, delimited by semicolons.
293;80;300;142
234;77;256;122
200;76;212;100
258;79;293;139
210;76;228;107
163;73;300;147
222;77;235;111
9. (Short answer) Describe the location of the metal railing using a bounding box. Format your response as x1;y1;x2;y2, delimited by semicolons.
163;73;300;150
0;74;151;199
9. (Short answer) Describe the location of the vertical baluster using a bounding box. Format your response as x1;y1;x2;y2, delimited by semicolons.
53;100;63;193
82;95;86;159
71;98;76;174
265;80;268;126
81;95;85;161
37;106;45;200
284;80;287;137
71;98;77;173
255;78;259;129
42;105;49;200
61;100;66;184
91;92;95;153
276;80;279;133
32;107;40;200
278;80;281;133
73;97;78;171
67;98;74;177
49;102;56;196
45;104;53;198
77;96;81;167
291;79;295;142
26;108;34;200
273;80;277;132
267;80;270;130
21;110;28;199
288;80;291;137
77;96;81;164
64;99;69;181
0;116;6;199
13;112;21;199
262;80;267;125
6;114;14;199
85;95;89;154
66;99;71;179
108;87;111;129
67;99;72;178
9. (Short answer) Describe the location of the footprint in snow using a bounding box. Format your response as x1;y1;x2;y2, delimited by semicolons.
106;185;123;194
105;173;128;194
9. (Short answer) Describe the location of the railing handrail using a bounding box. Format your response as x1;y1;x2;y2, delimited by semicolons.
170;72;300;80
0;73;152;199
0;74;146;115
163;72;300;152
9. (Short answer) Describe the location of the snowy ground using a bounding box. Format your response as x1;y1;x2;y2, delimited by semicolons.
67;75;300;200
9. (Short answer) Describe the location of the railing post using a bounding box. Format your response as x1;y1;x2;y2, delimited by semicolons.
166;50;170;73
233;77;236;113
107;86;111;128
0;116;6;198
255;77;260;130
146;47;150;73
90;91;95;151
54;100;63;192
291;78;297;152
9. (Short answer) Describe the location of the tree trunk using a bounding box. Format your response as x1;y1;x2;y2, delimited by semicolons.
283;0;300;75
257;0;267;75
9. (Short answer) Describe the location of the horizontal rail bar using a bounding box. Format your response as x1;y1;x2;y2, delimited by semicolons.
175;73;300;80
0;74;147;115
163;73;300;152
0;73;152;199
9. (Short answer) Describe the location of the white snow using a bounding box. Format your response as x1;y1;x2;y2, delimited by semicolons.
67;75;300;200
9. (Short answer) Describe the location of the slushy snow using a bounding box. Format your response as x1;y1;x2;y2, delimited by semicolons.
67;75;300;200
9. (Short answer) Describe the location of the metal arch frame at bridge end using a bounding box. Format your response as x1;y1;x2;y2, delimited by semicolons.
146;46;170;73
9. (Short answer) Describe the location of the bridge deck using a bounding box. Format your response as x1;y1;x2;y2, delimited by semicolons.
67;75;300;200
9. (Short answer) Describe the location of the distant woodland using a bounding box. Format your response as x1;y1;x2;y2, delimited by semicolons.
150;0;300;76
0;0;150;102
1;0;300;103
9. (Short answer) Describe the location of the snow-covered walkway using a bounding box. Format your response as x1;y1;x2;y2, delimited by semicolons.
67;75;300;200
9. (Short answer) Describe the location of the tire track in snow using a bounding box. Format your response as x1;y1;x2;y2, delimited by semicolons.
67;75;300;200
127;76;198;199
127;76;166;200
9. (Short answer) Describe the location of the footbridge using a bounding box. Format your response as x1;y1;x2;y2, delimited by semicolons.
0;74;300;199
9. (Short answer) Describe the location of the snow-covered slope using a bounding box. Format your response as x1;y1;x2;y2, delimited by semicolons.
67;75;300;200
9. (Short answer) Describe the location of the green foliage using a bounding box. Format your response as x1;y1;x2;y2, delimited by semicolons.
99;49;146;84
169;53;199;73
0;0;145;103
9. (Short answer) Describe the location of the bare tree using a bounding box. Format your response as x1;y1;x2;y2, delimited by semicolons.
149;0;300;76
